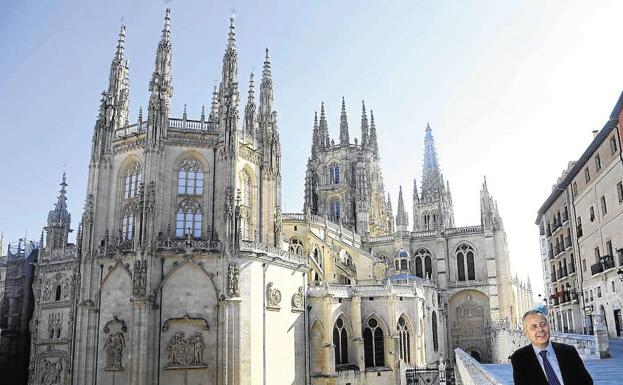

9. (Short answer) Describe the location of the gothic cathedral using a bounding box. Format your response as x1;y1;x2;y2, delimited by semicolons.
27;9;532;385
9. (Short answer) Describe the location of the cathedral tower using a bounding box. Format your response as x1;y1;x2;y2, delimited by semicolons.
412;124;455;231
304;100;391;237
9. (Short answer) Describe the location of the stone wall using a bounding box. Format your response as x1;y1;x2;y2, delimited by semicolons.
454;348;504;385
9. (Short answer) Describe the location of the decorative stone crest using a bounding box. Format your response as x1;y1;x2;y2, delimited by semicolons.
39;358;62;385
266;282;282;311
165;332;206;369
227;263;240;297
291;286;304;312
103;316;127;371
133;260;147;297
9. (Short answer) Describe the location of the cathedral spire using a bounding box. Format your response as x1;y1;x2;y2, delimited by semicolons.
219;15;240;151
259;48;273;121
360;100;369;148
420;123;442;203
45;173;72;251
244;72;257;138
369;110;378;155
319;102;329;148
106;24;130;132
396;186;408;230
311;111;320;155
339;97;350;145
147;8;173;147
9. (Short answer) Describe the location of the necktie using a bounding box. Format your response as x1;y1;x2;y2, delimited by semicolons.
539;350;562;385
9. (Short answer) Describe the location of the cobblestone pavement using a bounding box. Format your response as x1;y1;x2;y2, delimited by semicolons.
483;339;623;385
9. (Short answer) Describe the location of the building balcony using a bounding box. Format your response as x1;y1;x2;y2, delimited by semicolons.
590;255;615;276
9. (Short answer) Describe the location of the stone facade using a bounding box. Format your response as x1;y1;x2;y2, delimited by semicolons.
22;10;528;385
537;91;623;339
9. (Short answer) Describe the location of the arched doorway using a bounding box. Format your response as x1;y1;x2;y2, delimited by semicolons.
469;350;482;362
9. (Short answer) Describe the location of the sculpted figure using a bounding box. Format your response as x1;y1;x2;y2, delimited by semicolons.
104;332;125;369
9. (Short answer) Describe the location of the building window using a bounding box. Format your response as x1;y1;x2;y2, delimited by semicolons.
606;240;613;257
175;199;202;238
330;201;341;222
589;206;595;222
363;318;385;368
572;182;578;197
585;168;591;183
601;196;607;215
611;136;618;154
329;164;340;184
456;244;475;281
178;158;204;195
333;318;348;366
597;286;602;298
432;311;439;352
613;281;616;293
289;238;303;255
123;162;142;199
582;259;587;272
54;285;62;301
415;248;431;279
594;247;601;263
576;217;583;238
595;154;602;171
457;252;465;281
121;205;136;240
617;182;623;203
397;316;411;363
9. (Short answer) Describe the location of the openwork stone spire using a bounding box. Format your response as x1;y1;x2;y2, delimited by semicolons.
420;123;442;203
147;8;173;147
395;186;408;229
46;173;72;250
244;72;256;138
360;100;369;147
319;102;329;148
311;111;320;155
339;97;349;145
369;110;378;155
219;15;240;151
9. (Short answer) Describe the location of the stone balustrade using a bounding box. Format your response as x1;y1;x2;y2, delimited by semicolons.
455;348;505;385
306;282;422;298
551;332;599;360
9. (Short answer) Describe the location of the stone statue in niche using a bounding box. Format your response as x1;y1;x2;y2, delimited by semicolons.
266;282;282;310
104;332;125;370
103;316;127;371
39;358;62;385
166;331;205;368
291;286;304;312
133;260;147;297
227;263;240;297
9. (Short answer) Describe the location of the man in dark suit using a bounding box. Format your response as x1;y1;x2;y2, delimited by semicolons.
510;310;593;385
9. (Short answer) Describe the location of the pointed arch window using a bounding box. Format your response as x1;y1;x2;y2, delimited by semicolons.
121;204;137;240
333;317;348;366
432;311;439;352
123;162;141;199
397;316;411;364
313;247;323;269
178;158;204;195
415;248;432;279
289;238;303;255
363;318;385;368
175;199;202;238
330;201;341;222
329;164;340;184
456;244;475;281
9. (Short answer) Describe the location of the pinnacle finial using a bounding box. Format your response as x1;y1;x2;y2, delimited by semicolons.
201;105;206;121
248;72;255;98
227;15;236;49
263;48;271;80
162;8;171;40
115;24;126;60
339;97;349;145
138;106;143;122
183;104;188;119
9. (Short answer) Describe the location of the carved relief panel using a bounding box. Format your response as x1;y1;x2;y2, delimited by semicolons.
162;314;209;370
266;282;282;311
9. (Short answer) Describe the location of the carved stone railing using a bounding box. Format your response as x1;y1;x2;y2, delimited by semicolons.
114;121;147;139
454;348;504;385
551;332;599;360
239;240;306;264
445;225;483;235
97;238;135;256
168;118;214;131
156;239;221;252
282;212;306;221
306;282;420;298
44;248;76;261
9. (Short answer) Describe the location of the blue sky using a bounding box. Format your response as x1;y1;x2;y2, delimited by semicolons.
2;0;623;298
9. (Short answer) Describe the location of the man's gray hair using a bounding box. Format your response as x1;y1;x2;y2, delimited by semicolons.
522;310;547;323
